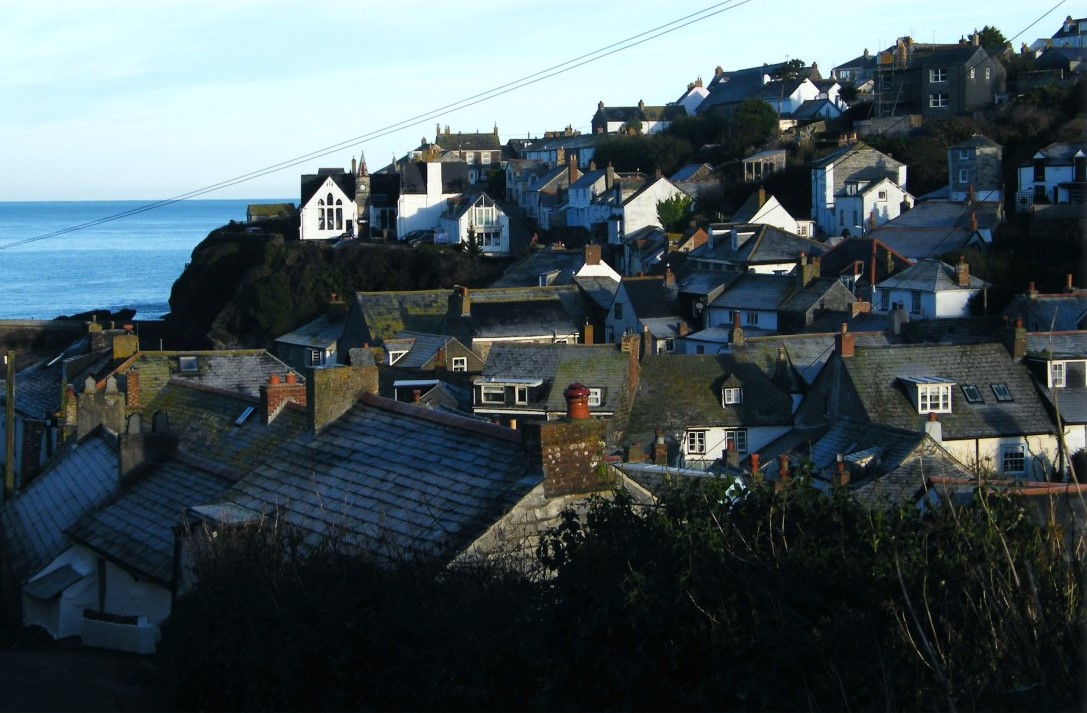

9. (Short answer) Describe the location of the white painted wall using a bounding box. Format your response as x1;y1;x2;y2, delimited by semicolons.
22;547;97;639
622;179;683;237
300;177;357;241
942;433;1060;480
681;425;791;466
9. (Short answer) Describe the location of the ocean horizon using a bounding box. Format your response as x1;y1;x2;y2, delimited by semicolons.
0;199;294;321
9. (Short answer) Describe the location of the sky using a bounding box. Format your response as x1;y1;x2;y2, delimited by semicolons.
0;0;1070;201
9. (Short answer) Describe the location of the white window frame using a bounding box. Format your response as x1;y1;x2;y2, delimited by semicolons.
480;384;505;404
307;349;324;367
929;93;949;108
969;68;975;79
451;357;468;372
877;190;888;201
958;169;969;184
918;384;952;414
387;350;407;365
722;387;742;405
587;388;602;407
723;428;748;454
745;311;759;326
481;152;491;165
686;430;707;455
985;67;990;80
1001;444;1026;474
929;68;948;82
1051;362;1065;388
911;291;922;314
514;386;529;405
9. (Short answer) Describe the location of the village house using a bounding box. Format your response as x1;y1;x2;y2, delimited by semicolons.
440;191;511;254
810;141;909;238
872;256;989;319
590;100;686;135
299;169;357;241
1015;141;1087;212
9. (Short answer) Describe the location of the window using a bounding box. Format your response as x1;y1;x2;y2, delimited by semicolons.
1051;362;1066;388
958;169;969;184
877;190;888;201
959;149;971;159
1075;155;1086;183
929;93;949;108
696;345;705;355
919;384;952;413
961;384;984;403
985;67;990;80
880;290;889;311
317;199;326;230
514;386;529;405
1033;158;1046;182
745;312;759;326
911;291;922;314
722;387;742;405
481;384;505;404
1001;444;1026;474
307;349;323;367
929;68;948;82
723;429;748;453
991;383;1013;402
588;388;602;407
178;356;199;373
969;68;975;79
686;430;707;454
481;153;491;165
451;357;467;372
613;302;623;320
663;338;675;353
387;350;407;365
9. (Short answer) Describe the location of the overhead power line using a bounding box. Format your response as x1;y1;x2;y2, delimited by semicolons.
0;0;752;252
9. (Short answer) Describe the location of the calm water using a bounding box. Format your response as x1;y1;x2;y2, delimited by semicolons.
0;199;291;320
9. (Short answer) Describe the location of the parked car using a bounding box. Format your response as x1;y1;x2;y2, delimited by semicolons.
401;229;436;247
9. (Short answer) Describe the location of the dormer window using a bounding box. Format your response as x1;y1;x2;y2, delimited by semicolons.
480;384;505;404
1051;362;1066;388
722;387;743;405
588;388;602;407
902;376;953;414
387;350;407;365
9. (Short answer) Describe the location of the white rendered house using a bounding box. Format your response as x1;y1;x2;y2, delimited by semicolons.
299;170;357;241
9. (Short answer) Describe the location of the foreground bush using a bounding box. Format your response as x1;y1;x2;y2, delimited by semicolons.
161;479;1084;711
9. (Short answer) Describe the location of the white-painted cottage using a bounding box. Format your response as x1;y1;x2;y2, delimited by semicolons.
300;169;357;241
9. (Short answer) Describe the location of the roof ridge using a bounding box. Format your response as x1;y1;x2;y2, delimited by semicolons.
359;392;524;443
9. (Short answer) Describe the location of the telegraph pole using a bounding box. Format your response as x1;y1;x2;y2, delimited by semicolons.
4;351;14;503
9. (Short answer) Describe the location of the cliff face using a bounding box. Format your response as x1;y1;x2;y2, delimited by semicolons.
165;228;509;349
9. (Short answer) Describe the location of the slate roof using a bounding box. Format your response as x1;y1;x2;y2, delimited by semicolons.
142;382;308;475
877;200;1002;230
388;331;456;369
1025;332;1087;359
275;315;345;349
433;129;501;152
779;277;855;313
670;163;715;182
118;350;302;407
811;142;904;172
444;191;503;220
490;248;586;288
952;134;1002;151
690;224;829;265
216;394;542;560
620;276;679;319
66;458;231;585
625;354;793;444
839;342;1055;439
851;437;977;510
573;275;621;312
346;285;591;347
1004;293;1087;332
301;170;355;207
819;238;913;284
875;259;988;292
595;104;686;124
480;343;631;415
1027;142;1087;166
2;338;111;420
0;431;118;583
709;272;798;312
739;332;896;386
399;161;470;195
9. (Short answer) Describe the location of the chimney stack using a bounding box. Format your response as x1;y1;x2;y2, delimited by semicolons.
956;254;970;288
834;455;850;488
125;369;141;410
583;243;601;266
1027;281;1038;298
653;428;668;466
776;454;790;491
730;311;745;346
564;382;591;420
568;152;580;186
581;319;594;345
758;185;766;207
1066;273;1075;293
970;211;978;233
454;285;471;317
750;452;762;483
924;411;943;443
835;323;855;358
1011;317;1027;360
261;372;306;425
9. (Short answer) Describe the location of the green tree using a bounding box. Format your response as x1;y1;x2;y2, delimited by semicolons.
974;24;1008;48
459;223;483;258
772;58;807;80
656;193;693;232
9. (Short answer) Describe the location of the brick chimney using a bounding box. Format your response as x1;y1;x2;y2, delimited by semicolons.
758;185;766;207
453;285;471;317
536;416;611;497
750;452;762;483
1010;317;1027;360
653;428;668;466
125;368;140;409
118;412;177;489
835;323;855;358
775;454;790;491
564;382;591;420
307;363;379;432
664;267;675;289
260;372;306;425
327;292;348;321
581;319;595;345
583;243;601;266
924;411;943;443
1066;273;1075;293
1027;282;1039;298
568;152;581;186
955;254;970;288
969;211;978;233
833;455;850;488
730;312;745;346
627;441;646;463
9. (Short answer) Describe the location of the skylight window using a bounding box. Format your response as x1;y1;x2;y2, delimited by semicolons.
991;383;1013;402
960;384;984;404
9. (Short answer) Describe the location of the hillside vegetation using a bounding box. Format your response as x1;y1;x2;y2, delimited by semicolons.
164;227;509;349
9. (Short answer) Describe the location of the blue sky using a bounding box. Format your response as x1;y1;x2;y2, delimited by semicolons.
0;1;1066;201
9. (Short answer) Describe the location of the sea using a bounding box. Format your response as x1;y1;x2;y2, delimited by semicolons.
0;199;291;320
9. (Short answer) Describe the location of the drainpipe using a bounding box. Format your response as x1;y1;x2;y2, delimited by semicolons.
5;352;14;502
